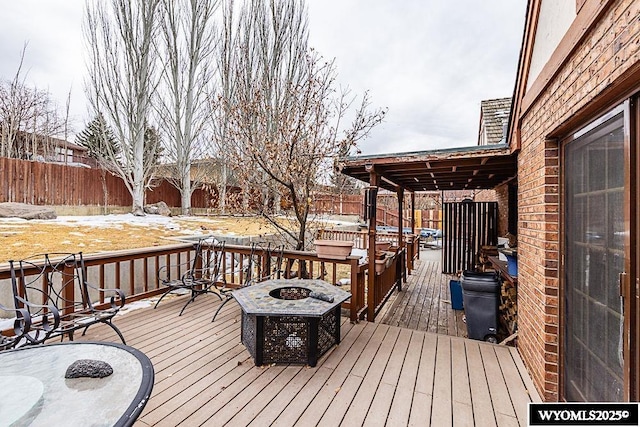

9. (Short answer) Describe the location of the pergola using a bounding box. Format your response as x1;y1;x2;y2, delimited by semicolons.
339;143;517;309
340;144;516;193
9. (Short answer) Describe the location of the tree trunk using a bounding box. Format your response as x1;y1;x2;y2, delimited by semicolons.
132;131;145;216
132;183;145;216
274;192;281;215
101;169;109;215
181;169;192;216
242;182;249;213
220;164;228;214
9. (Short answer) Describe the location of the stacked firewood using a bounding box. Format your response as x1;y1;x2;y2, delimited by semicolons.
477;245;498;271
500;277;517;335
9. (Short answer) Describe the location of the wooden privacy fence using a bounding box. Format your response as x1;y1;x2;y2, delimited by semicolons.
312;194;363;216
0;157;210;208
312;193;441;230
1;157;442;225
441;201;498;274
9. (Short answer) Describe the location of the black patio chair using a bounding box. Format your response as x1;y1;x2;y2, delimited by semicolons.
211;242;284;322
9;252;126;345
155;239;226;315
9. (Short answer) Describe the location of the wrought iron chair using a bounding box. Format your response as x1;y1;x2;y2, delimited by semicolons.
211;242;284;322
155;239;226;315
9;252;126;345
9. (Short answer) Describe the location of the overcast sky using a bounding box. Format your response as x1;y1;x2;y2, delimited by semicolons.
0;0;527;155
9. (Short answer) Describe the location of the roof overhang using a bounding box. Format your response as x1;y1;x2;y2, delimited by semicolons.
340;144;517;193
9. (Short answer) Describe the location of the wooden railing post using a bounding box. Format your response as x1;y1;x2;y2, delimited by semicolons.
349;258;359;322
62;260;76;316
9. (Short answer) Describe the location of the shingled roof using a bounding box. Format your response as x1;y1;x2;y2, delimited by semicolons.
478;97;511;145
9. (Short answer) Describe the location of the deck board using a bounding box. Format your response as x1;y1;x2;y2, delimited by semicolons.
430;335;453;426
466;340;498;427
385;330;422;426
381;249;466;339
341;325;400;426
70;271;540;427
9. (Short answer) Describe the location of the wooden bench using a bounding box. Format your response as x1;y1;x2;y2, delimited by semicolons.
8;252;126;346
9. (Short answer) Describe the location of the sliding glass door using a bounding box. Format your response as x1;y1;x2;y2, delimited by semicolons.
564;106;628;401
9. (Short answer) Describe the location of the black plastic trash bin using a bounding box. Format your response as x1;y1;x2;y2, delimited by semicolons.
461;271;500;343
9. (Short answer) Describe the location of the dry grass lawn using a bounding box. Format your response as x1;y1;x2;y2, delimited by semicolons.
0;215;280;262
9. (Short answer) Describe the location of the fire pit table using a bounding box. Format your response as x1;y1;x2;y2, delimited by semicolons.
233;279;351;367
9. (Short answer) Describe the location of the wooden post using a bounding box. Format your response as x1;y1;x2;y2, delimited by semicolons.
349;257;359;322
411;192;416;234
411;192;419;261
397;188;404;249
367;169;379;322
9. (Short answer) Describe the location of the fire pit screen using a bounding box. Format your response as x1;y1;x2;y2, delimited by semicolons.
232;279;351;367
268;286;310;300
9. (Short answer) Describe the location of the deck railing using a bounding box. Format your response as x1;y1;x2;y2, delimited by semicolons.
0;242;370;331
0;231;417;333
200;243;367;321
370;247;405;320
316;229;419;273
315;229;401;249
316;229;416;320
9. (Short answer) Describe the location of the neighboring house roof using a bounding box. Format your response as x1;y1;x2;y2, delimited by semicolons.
49;137;88;151
478;98;511;145
155;158;241;186
50;136;87;152
15;131;88;153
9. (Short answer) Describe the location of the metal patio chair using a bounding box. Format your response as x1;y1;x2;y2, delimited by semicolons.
155;239;226;315
211;242;284;322
9;252;126;345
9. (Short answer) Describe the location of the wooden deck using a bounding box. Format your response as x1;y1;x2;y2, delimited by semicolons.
78;277;540;427
379;248;467;337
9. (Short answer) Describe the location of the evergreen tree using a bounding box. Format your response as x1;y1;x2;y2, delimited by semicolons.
75;112;120;161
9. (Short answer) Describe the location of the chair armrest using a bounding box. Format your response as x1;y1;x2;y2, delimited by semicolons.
158;259;194;286
0;302;33;340
10;307;33;338
13;296;61;345
85;282;126;310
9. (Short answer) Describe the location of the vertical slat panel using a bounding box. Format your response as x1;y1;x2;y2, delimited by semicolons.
442;201;498;274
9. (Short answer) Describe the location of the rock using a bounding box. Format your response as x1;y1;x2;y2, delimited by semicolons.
144;201;172;217
0;202;56;220
65;359;113;379
143;205;159;215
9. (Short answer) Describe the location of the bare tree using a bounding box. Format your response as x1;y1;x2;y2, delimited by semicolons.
84;0;162;215
156;0;220;215
0;45;68;160
223;0;385;251
209;0;238;214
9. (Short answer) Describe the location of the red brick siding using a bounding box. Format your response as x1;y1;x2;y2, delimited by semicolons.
517;0;639;401
475;185;510;237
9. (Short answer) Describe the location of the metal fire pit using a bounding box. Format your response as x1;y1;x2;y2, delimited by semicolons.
232;279;351;367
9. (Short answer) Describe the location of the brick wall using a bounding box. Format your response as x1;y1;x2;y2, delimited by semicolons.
475;185;510;237
517;0;639;401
